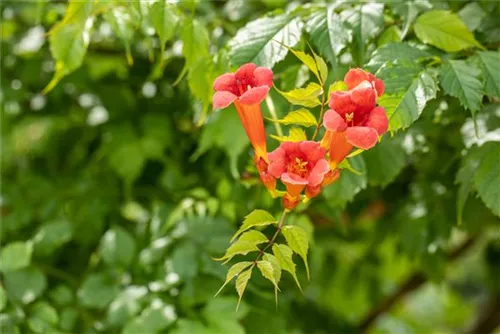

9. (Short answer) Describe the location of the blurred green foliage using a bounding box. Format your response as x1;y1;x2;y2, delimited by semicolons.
1;1;500;333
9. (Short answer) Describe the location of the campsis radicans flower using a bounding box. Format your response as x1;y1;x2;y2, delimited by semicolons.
266;141;336;210
213;63;273;170
322;68;388;169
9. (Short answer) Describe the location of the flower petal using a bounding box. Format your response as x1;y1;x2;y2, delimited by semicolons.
329;131;352;168
254;67;273;87
366;107;388;135
350;81;376;109
281;172;308;197
299;141;326;165
267;147;287;178
213;91;237;109
329;91;357;114
213;73;237;92
238;86;270;105
373;78;385;96
346;126;379;150
235;63;258;86
324;109;348;132
344;68;371;89
307;158;329;187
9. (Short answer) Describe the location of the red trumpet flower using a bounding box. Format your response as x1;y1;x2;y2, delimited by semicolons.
323;68;388;169
267;141;330;210
213;63;273;165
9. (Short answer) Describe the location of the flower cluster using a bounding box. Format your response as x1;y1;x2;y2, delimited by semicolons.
213;64;388;210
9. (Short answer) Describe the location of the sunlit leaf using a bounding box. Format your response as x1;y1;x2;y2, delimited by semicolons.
235;268;252;311
231;210;276;242
103;6;136;65
268;109;317;127
276;83;322;108
150;1;179;51
215;262;254;296
0;241;33;273
414;10;484;52
281;225;310;280
377;25;402;47
270;127;308;143
272;244;302;291
256;260;280;291
237;230;269;245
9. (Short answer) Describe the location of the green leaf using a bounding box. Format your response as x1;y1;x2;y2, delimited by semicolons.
215;262;254;296
0;241;33;273
287;49;326;84
474;142;500;217
33;220;73;256
48;0;94;34
257;259;280;293
103;7;136;65
377;25;402;47
328;81;348;96
59;307;78;332
262;254;281;287
150;1;179;50
48;285;74;307
365;42;432;73
123;300;177;334
459;2;487;32
44;19;94;93
341;3;384;65
323;155;367;208
277;82;322;108
306;5;349;65
4;267;47;304
0;286;6;311
475;51;500;99
228;14;302;68
181;18;209;67
237;230;269;245
106;286;148;327
281;225;310;280
272;244;302;291
270;127;308;143
414;10;484;52
235;268;252;310
363;134;406;187
27;302;59;333
390;0;432;38
377;60;438;131
231;209;276;242
214;240;260;264
100;226;137;267
439;60;483;116
456;151;479;225
78;273;120;309
268;109;317;127
202;297;247;334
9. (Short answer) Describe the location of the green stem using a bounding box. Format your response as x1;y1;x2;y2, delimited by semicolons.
265;96;283;137
311;85;328;141
253;209;288;265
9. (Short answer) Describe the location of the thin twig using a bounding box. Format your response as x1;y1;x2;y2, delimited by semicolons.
265;96;283;137
311;85;328;141
253;209;288;265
